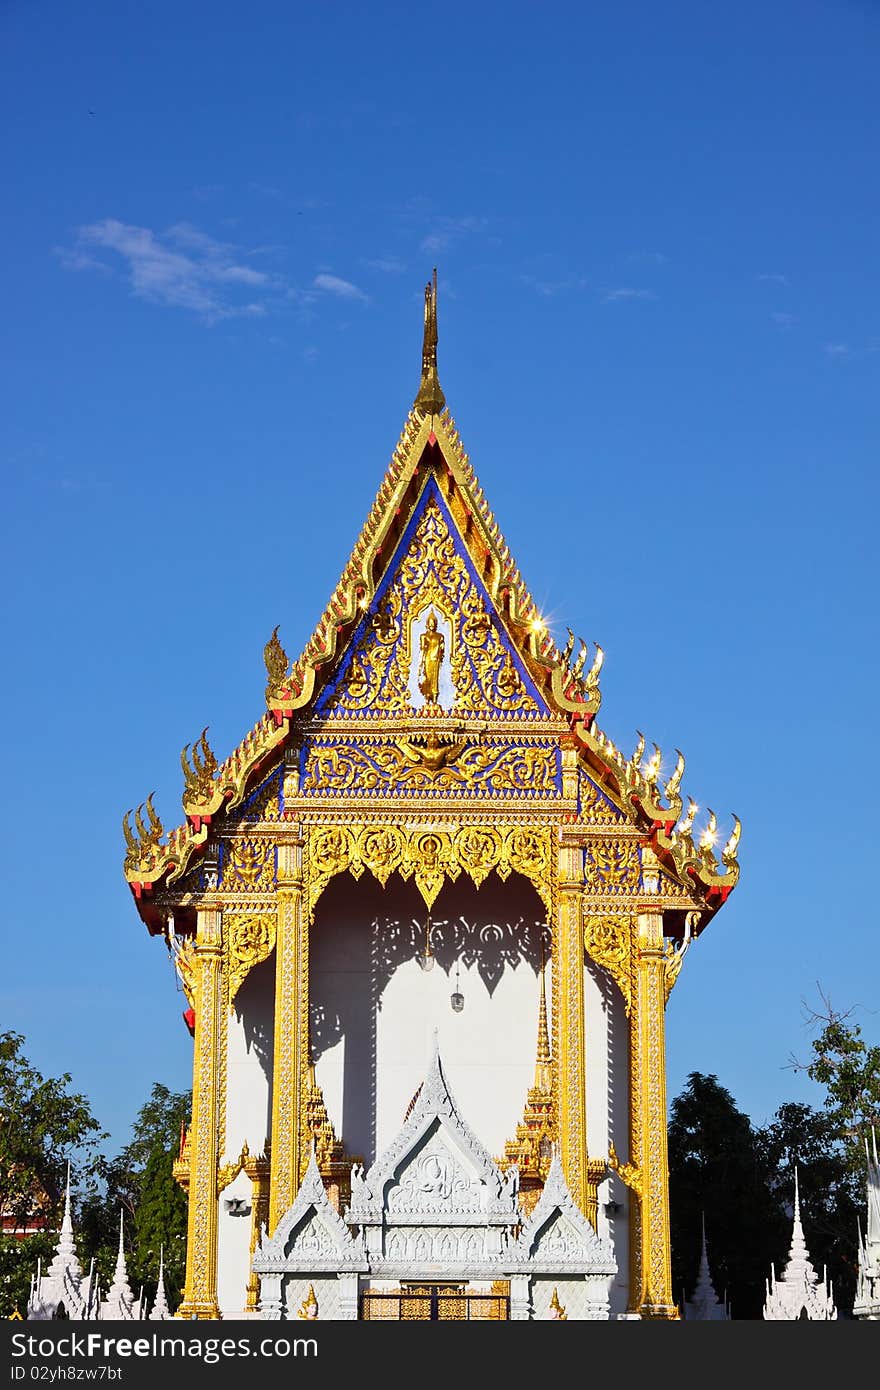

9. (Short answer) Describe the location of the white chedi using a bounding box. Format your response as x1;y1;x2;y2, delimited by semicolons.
683;1216;729;1320
763;1168;836;1320
148;1246;173;1320
26;1166;100;1320
100;1212;141;1321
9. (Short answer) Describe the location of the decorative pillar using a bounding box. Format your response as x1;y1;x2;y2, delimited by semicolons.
179;907;223;1319
630;910;677;1318
268;829;306;1232
244;1151;271;1312
556;834;588;1215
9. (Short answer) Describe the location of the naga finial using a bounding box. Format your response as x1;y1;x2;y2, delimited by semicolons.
645;743;662;785
664;750;685;802
584;643;604;690
414;268;446;416
629;731;646;776
678;797;698;837
122;809;140;869
722;815;741;867
264;625;290;703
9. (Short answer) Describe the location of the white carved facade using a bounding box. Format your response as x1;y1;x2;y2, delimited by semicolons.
217;873;631;1317
253;1038;617;1319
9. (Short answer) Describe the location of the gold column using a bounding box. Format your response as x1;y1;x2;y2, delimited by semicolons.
268;829;306;1232
179;908;223;1319
244;1152;271;1312
556;834;588;1214
630;910;678;1318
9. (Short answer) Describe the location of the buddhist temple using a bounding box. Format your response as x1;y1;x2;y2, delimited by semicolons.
122;272;741;1320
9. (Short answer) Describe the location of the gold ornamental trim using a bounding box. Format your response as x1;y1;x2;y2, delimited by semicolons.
583;914;633;1015
224;912;276;1011
306;821;553;919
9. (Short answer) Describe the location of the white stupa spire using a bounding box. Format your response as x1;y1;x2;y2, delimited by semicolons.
763;1167;837;1320
101;1211;138;1320
149;1245;172;1320
46;1163;83;1284
854;1127;880;1319
684;1214;729;1319
26;1163;92;1319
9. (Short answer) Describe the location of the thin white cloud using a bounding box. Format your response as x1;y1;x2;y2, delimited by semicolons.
312;273;369;303
54;248;110;274
825;342;849;358
366;257;407;274
601;287;657;303
628;250;667;265
521;274;588;297
419;215;486;254
758;273;790;287
59;218;276;322
772;312;797;329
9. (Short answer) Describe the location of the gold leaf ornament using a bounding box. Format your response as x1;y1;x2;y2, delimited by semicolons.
584;914;632;1013
227;914;276;1009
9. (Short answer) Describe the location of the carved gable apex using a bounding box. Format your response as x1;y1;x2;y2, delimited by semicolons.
253;1151;366;1273
346;1036;519;1227
508;1152;616;1274
314;476;550;722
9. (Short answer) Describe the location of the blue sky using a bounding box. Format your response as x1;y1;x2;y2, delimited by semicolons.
2;0;878;1155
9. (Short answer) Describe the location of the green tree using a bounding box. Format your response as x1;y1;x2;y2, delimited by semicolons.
0;1032;105;1231
792;991;880;1148
668;1071;787;1319
0;1032;106;1316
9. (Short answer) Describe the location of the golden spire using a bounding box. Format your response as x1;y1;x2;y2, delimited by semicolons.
414;267;446;416
534;950;551;1094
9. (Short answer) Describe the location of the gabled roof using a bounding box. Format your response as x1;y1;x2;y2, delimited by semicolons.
252;1149;366;1273
346;1033;520;1228
123;274;740;927
508;1150;616;1274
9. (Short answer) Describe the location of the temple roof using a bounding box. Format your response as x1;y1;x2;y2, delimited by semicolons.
123;274;740;928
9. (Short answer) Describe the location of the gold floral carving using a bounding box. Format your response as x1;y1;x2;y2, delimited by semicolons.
580;775;625;825
225;913;276;1010
583;914;633;1014
217;1141;251;1196
301;738;557;795
223;839;276;892
305;823;553;920
323;499;541;717
557;877;586;1215
455;827;501;887
585;838;640;892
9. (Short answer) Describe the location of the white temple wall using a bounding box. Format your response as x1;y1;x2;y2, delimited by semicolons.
310;872;550;1166
216;1167;254;1316
584;956;631;1314
225;954;275;1161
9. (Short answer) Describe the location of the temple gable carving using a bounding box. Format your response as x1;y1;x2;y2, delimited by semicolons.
315;482;549;722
